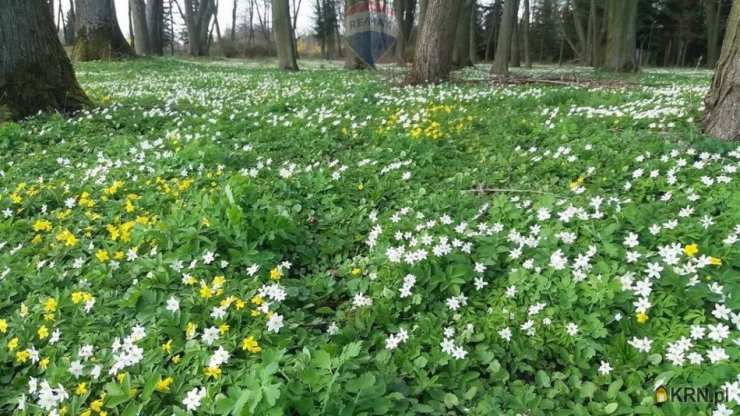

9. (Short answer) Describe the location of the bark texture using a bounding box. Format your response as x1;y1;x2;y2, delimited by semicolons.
147;0;165;55
183;0;216;56
1;0;89;121
453;0;474;68
603;0;638;72
491;0;516;74
130;0;150;54
703;0;740;140
408;0;462;84
73;0;134;61
273;0;299;70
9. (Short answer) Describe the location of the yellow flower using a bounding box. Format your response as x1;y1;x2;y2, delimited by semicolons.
39;357;49;369
44;298;57;313
201;217;210;227
79;192;95;208
37;325;49;339
171;354;181;364
709;256;722;266
90;399;104;412
218;323;230;335
235;299;246;310
199;284;212;299
155;377;174;392
81;410;92;416
76;382;88;396
0;319;7;333
183;274;197;286
251;295;264;305
636;312;649;324
104;180;124;196
161;339;173;354
32;219;52;232
116;372;126;383
106;224;120;241
55;229;78;247
270;267;282;280
16;350;30;363
351;268;362;276
10;192;22;204
31;234;43;245
113;251;125;260
569;176;585;191
212;275;226;288
241;336;262;353
96;249;109;262
683;243;699;257
185;322;198;339
204;366;221;379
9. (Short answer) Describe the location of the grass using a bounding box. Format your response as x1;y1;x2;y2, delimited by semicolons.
0;58;737;415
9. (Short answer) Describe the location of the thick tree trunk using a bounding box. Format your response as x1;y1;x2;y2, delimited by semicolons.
453;0;474;68
408;0;462;84
603;0;638;72
183;0;216;56
1;0;89;121
147;0;165;54
73;0;134;61
491;0;515;74
704;0;739;140
130;0;150;55
272;0;298;70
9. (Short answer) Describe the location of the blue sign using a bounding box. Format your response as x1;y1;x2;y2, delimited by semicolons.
345;1;397;67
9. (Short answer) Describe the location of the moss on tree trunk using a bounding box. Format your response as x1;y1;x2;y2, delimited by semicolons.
72;0;134;61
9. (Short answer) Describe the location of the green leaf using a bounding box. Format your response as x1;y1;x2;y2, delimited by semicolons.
604;402;618;414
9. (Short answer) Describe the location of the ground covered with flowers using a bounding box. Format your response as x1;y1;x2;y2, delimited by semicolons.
0;59;738;415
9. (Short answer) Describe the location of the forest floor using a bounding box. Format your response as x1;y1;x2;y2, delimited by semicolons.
0;58;738;415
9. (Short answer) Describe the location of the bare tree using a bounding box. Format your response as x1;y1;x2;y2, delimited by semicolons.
408;0;462;84
147;0;165;54
1;0;89;121
176;0;217;55
703;0;739;140
73;0;134;61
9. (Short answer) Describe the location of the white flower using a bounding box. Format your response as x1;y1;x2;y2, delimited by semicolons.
166;296;180;313
266;313;284;333
499;327;512;341
598;361;612;375
69;360;84;378
565;322;579;337
549;249;568;270
707;323;730;342
182;387;207;411
202;326;220;346
707;346;728;363
202;251;215;264
628;336;652;353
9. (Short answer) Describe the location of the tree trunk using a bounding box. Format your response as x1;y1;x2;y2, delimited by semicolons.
491;0;515;74
130;0;149;54
603;0;637;72
272;0;298;70
1;0;89;121
231;0;239;40
453;0;474;67
703;0;739;140
522;0;530;67
395;0;416;65
408;0;462;84
73;0;134;61
705;0;723;68
147;0;165;54
510;0;520;67
182;0;216;56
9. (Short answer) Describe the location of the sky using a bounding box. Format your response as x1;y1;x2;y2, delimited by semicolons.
58;0;317;37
